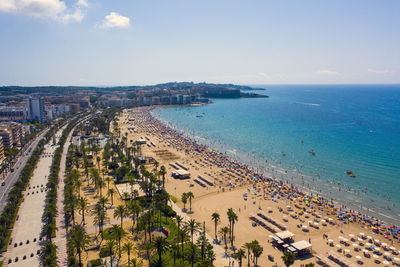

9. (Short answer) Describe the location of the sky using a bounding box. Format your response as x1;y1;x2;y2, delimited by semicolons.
0;0;399;86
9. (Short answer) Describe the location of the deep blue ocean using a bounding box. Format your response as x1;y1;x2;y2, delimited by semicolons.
152;85;400;224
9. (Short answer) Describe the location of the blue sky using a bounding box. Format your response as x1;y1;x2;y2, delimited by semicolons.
0;0;399;86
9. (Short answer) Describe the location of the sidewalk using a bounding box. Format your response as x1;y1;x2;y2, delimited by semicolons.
54;131;74;267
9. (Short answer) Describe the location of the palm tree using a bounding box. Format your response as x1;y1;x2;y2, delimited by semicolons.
105;176;112;192
68;224;90;267
104;240;116;267
99;196;109;212
159;165;166;189
233;248;246;267
219;226;229;250
78;197;88;225
211;212;220;242
253;244;263;266
127;200;142;230
111;224;126;258
227;208;238;247
196;234;208;260
141;241;153;261
281;251;295;267
170;239;180;267
243;242;252;267
114;204;127;228
181;192;188;212
186;191;194;213
122;241;135;267
153;236;170;263
184;219;201;244
108;188;115;206
92;203;108;240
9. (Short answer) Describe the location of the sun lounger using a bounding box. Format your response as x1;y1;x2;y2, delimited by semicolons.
315;254;341;267
327;251;357;267
257;210;288;231
249;213;280;233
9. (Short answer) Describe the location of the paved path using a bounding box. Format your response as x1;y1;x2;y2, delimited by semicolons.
170;201;229;267
53;130;74;267
3;129;63;266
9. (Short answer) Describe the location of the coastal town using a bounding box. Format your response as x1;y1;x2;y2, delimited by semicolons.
0;85;398;267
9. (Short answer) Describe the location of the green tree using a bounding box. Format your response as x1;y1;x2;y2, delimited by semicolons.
122;241;135;267
78;197;88;225
219;226;229;250
186;191;194;213
233;248;246;267
153;236;170;264
108;188;115;206
181;192;188;212
281;251;295;267
211;212;220;242
114;204;127;228
184;219;201;244
68;224;90;267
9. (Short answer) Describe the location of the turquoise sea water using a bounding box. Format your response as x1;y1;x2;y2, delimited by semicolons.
152;85;400;224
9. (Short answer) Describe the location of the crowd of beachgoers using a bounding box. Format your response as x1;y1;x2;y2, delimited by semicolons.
129;107;400;247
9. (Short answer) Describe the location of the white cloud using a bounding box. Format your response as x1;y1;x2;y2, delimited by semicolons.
100;12;130;28
316;69;340;75
367;69;394;74
0;0;87;22
61;7;83;23
0;0;17;12
76;0;88;7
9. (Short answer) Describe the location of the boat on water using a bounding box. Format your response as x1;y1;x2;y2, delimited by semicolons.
349;174;356;178
346;170;353;174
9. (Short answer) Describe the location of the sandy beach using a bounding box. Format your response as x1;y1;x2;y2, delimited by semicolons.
118;107;400;267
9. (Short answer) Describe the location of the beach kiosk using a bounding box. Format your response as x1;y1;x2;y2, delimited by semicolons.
275;231;295;243
172;169;190;179
291;240;312;256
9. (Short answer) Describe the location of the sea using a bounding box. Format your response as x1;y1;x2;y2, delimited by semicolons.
151;85;400;225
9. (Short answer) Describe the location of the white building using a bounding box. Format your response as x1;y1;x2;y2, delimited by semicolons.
27;97;46;123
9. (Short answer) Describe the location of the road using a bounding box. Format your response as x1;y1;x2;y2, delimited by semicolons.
0;130;48;213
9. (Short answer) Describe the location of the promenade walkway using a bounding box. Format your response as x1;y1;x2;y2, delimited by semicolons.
4;129;63;266
54;130;74;267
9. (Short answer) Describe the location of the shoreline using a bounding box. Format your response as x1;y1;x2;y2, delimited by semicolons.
120;106;400;266
151;105;399;226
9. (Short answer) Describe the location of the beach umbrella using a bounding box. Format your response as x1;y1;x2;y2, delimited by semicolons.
352;243;358;247
349;234;355;238
356;255;362;260
375;239;380;243
375;248;381;252
363;249;369;253
366;243;372;247
382;242;388;247
357;238;363;242
384;252;391;256
373;255;379;259
382;261;389;265
343;238;349;242
393;257;400;262
344;249;350;254
360;232;365;236
339;236;344;240
336;244;341;248
389;246;396;250
328;239;334;243
367;236;372;239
